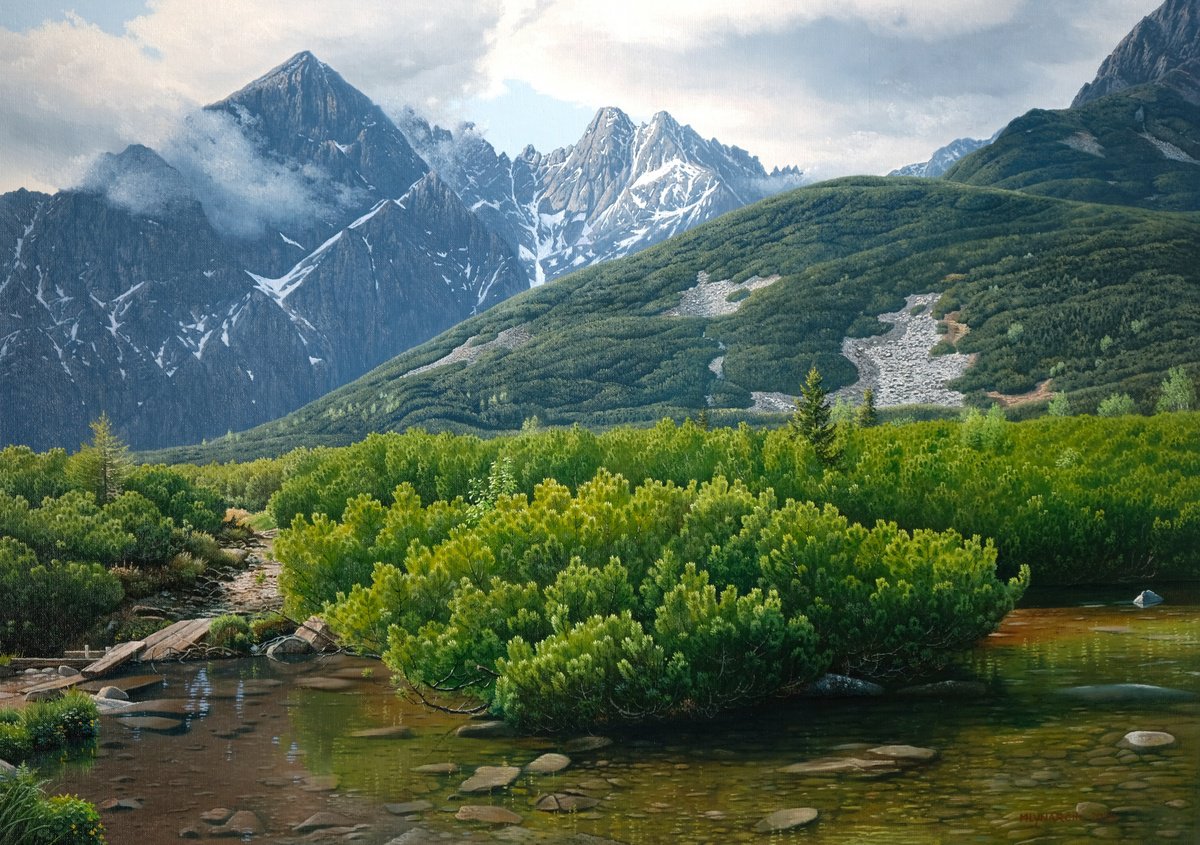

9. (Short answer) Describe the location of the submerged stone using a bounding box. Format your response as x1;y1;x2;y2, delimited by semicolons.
413;762;459;775
896;680;987;698
456;719;517;738
535;792;601;812
385;800;433;815
754;808;819;832
294;812;353;832
778;757;899;776
1058;684;1197;703
1122;730;1176;749
526;753;572;774
802;674;885;697
867;745;939;763
563;736;613;753
351;725;414;739
459;765;521;793
454;805;522;824
116;715;187;733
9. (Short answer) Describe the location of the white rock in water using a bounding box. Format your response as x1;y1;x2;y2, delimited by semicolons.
1133;590;1163;607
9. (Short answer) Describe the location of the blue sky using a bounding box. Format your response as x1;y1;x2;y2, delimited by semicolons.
0;1;1163;192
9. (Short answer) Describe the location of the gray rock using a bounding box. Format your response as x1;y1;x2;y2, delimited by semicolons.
218;810;264;836
96;685;128;701
99;797;143;812
115;715;187;733
456;719;516;739
0;760;17;780
867;745;939;762
455;805;522;824
58;665;80;677
525;753;572;774
1058;684;1197;703
802;674;884;697
754;808;819;832
1122;730;1176;749
459;765;522;793
413;762;459;775
535;793;600;812
265;636;313;659
293;812;352;832
562;736;613;753
1134;590;1164;607
384;800;433;815
1076;802;1112;821
778;757;899;776
896;680;987;698
200;808;232;824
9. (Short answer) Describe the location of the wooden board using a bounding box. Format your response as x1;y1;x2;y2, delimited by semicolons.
22;674;83;699
140;618;213;661
81;640;146;679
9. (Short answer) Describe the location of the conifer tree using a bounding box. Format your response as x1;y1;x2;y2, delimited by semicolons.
66;413;132;504
792;366;840;464
856;388;878;428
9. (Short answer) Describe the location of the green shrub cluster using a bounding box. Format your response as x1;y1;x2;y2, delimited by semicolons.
267;413;1199;586
290;472;1025;731
0;539;123;655
0;767;105;845
0;692;100;764
0;443;235;655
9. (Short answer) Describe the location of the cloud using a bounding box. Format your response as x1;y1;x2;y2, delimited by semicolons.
485;0;1159;174
0;1;506;193
159;110;369;239
0;0;1164;191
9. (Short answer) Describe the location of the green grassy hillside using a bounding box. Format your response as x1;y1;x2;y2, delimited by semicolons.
946;83;1200;210
153;176;1200;462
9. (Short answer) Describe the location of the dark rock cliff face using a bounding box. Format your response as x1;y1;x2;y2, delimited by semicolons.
0;53;524;451
1073;0;1200;106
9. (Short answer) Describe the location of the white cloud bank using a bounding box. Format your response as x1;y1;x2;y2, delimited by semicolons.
0;0;1164;192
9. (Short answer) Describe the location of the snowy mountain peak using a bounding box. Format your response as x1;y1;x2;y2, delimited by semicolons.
399;105;806;287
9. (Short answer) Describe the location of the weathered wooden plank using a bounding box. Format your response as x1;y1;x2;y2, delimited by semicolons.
295;615;339;653
140;618;213;661
81;640;146;679
22;674;83;700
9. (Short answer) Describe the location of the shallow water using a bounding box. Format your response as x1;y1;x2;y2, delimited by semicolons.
48;587;1200;844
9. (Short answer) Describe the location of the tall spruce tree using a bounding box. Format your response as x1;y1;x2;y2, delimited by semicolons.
792;366;840;464
856;388;878;428
67;413;132;504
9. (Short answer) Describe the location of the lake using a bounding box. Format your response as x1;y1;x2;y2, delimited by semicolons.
49;586;1200;843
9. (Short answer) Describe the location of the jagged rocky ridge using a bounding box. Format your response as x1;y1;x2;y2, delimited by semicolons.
0;52;526;450
890;132;1001;178
399;107;804;285
1;52;804;451
1073;0;1200;107
946;0;1200;211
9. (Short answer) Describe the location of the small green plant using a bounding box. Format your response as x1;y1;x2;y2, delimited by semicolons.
207;614;252;654
248;614;293;644
1047;393;1071;417
0;767;106;844
1097;392;1135;417
1156;366;1196;413
360;667;374;680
